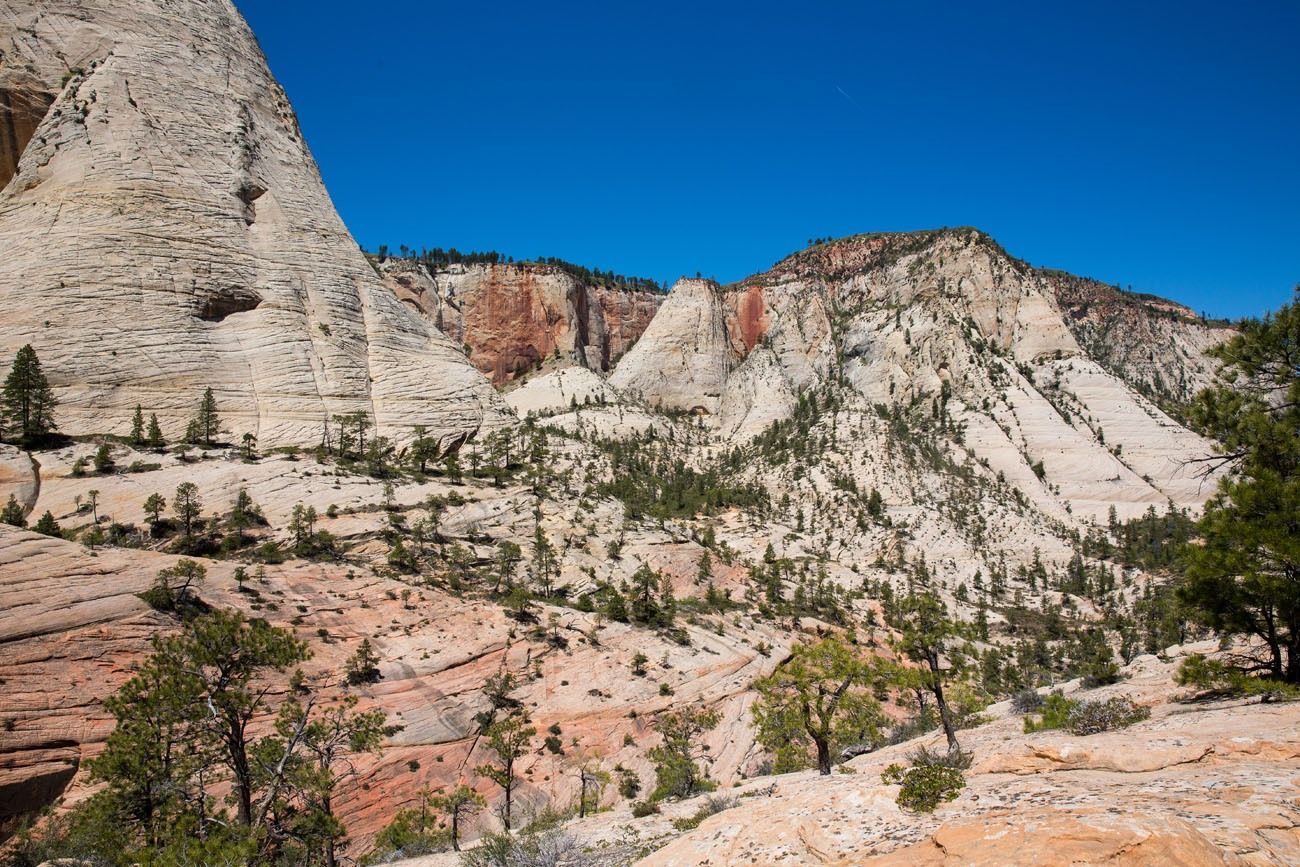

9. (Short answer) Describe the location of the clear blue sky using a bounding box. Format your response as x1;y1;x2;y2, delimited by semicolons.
236;0;1298;319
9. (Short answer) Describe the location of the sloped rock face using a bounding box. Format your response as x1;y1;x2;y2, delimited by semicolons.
630;655;1300;866
0;0;506;449
0;78;53;190
611;230;1226;519
381;260;662;385
504;365;620;417
608;278;740;416
1049;272;1236;414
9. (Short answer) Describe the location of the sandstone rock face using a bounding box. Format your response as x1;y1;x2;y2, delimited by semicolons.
1049;272;1236;412
503;366;620;418
626;653;1300;866
0;443;792;838
381;259;662;385
611;230;1226;520
608;278;738;415
0;0;506;449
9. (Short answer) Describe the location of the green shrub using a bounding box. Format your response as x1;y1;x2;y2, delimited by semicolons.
1065;696;1150;735
907;744;972;770
881;761;965;813
1024;693;1150;735
1176;654;1300;700
630;800;659;818
1023;692;1075;732
671;794;738;831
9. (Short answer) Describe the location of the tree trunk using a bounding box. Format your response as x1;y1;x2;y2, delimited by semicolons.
226;720;253;825
452;810;461;852
928;653;960;754
815;736;832;775
323;792;337;867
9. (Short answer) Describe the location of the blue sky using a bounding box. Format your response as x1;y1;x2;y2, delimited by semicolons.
236;1;1298;319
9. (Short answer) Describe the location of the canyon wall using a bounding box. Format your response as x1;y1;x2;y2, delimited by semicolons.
381;260;663;385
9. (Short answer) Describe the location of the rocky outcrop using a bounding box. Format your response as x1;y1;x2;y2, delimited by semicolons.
504;366;619;417
608;278;736;415
610;229;1226;520
0;439;793;837
442;651;1294;867
0;0;506;449
380;260;662;385
1048;272;1236;415
0;78;53;190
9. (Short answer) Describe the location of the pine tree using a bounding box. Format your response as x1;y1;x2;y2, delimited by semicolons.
648;704;720;799
33;510;60;537
146;413;165;449
1;494;26;527
474;714;534;829
173;482;202;538
753;636;882;775
143;492;166;530
887;592;966;754
1181;292;1300;683
2;344;58;445
428;784;484;851
130;405;145;445
190;388;219;446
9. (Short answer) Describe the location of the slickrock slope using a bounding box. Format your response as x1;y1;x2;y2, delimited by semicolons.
0;441;791;837
635;651;1300;866
1049;272;1236;414
611;230;1225;520
390;651;1300;866
503;366;620;418
0;0;505;449
381;259;662;384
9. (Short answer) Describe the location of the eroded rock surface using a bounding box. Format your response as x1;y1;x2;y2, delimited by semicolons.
381;259;662;385
0;0;506;449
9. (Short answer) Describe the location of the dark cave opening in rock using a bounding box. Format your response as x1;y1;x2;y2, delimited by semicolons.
199;286;263;321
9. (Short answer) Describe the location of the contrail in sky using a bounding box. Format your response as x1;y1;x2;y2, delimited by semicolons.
836;85;860;107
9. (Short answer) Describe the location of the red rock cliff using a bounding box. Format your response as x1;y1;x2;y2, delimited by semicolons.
382;260;663;385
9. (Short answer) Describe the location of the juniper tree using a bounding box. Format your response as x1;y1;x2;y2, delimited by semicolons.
753;636;883;775
2;344;57;445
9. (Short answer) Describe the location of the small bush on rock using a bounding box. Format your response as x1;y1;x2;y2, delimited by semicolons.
1065;696;1150;735
1024;693;1149;735
671;794;738;831
1011;688;1044;713
881;761;965;813
630;800;659;818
